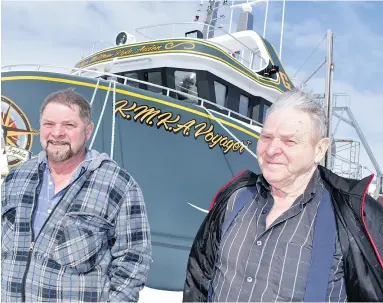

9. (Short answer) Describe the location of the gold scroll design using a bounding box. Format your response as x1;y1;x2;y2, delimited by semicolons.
279;71;292;90
115;99;252;154
164;42;196;50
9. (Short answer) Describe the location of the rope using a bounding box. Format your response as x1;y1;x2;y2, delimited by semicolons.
110;81;116;159
293;34;327;78
90;78;100;106
89;81;112;150
202;107;258;160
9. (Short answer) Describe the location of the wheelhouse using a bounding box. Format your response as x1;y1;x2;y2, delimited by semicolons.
100;67;272;124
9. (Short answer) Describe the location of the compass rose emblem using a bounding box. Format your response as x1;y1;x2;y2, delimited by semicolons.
1;96;39;168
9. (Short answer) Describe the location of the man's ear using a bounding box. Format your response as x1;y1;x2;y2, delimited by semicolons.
86;122;94;141
314;137;330;164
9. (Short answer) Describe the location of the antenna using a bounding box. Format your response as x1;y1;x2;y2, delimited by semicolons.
193;1;228;38
194;1;203;22
204;0;221;38
279;0;286;59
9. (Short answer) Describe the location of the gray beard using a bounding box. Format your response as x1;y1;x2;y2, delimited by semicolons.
45;136;87;164
46;144;74;163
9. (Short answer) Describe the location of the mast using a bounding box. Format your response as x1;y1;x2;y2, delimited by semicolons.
263;0;269;38
279;0;286;58
324;29;334;169
228;0;235;33
321;31;382;198
202;0;221;39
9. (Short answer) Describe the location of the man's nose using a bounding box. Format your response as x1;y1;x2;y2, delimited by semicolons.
266;138;283;157
51;124;65;137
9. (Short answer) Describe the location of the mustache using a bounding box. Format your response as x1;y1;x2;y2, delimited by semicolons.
47;140;70;146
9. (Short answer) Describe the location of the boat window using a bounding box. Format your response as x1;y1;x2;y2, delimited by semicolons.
239;95;249;117
214;81;227;107
175;71;198;102
263;104;270;122
144;71;163;94
123;72;139;88
252;104;260;121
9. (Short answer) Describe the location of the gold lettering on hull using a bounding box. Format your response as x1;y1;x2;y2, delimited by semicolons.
76;44;165;68
115;100;253;154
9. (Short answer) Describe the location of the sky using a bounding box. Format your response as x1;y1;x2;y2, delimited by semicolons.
1;0;382;183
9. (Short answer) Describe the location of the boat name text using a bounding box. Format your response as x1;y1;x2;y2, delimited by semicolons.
115;99;252;154
87;44;163;64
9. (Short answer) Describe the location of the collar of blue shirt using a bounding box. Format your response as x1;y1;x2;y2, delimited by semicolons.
40;148;92;178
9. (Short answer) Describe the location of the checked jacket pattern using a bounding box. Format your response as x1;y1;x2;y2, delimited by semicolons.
1;150;151;302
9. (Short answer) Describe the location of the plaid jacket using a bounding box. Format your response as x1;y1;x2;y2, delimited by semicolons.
1;150;152;302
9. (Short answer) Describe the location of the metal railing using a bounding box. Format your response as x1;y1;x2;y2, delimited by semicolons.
90;40;115;55
80;23;259;69
135;22;258;54
1;63;263;128
134;22;266;70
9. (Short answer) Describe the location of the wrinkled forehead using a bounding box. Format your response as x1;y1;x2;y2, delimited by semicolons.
263;108;315;137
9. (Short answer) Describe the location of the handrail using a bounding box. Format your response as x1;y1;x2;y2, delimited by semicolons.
203;107;258;160
209;41;252;66
134;32;253;67
2;64;180;95
135;22;264;61
1;63;263;128
80;35;254;68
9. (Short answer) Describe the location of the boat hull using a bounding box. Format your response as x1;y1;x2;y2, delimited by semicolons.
1;71;261;291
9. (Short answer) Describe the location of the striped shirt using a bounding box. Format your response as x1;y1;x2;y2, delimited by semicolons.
211;169;347;302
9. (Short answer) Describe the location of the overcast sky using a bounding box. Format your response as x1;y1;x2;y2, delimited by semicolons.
2;0;382;180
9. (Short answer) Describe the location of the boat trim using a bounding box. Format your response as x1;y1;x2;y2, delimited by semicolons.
72;38;293;93
2;64;264;128
1;74;261;139
135;22;257;53
75;38;253;70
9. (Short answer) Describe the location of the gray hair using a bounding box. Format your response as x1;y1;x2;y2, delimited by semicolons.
40;88;92;124
267;88;328;140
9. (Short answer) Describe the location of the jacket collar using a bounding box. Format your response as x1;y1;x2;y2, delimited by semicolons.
317;165;373;197
37;148;114;174
243;165;373;199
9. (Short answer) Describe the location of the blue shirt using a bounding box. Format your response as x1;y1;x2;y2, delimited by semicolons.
32;152;91;238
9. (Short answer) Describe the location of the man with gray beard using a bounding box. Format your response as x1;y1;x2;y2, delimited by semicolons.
1;88;152;302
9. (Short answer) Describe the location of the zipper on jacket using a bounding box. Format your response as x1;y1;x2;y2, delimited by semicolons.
21;169;86;301
21;185;39;302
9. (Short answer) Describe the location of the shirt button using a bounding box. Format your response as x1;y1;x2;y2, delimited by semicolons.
262;210;268;214
48;209;52;214
257;241;262;246
247;277;253;283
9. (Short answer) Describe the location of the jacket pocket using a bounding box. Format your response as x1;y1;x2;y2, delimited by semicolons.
54;212;113;273
1;206;16;261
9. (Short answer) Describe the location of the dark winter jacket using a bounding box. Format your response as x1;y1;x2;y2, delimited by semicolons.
183;166;383;302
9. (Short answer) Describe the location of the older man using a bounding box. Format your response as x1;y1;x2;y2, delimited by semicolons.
1;88;152;302
183;89;383;302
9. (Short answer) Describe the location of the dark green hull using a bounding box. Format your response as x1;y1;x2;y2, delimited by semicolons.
1;71;261;291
